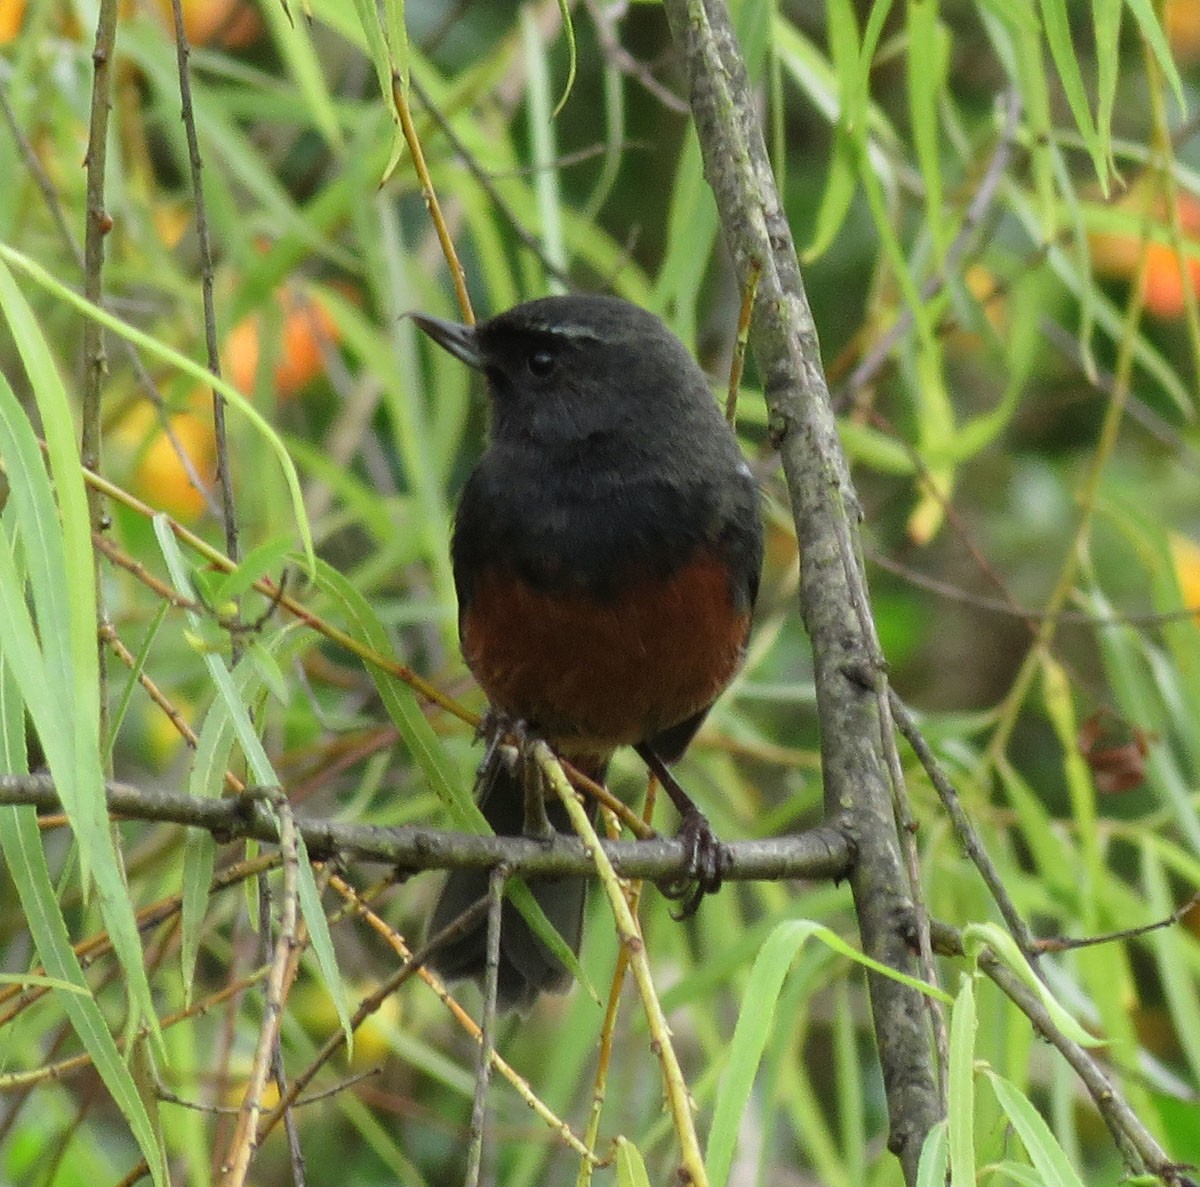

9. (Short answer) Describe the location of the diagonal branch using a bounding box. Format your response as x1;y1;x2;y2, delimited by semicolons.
659;0;943;1179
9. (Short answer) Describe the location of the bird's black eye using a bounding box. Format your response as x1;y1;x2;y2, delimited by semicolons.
527;349;556;378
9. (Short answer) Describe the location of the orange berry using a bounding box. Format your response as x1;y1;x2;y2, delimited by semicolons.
1088;189;1200;319
225;287;339;402
0;0;26;44
276;291;338;399
150;0;261;50
132;412;215;522
1166;0;1200;64
1141;241;1200;319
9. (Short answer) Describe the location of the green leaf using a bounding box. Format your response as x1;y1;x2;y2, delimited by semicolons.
0;806;169;1186
614;1136;653;1187
210;536;297;606
907;0;951;261
1093;0;1122;165
1141;844;1200;1082
653;131;718;342
707;920;949;1185
154;519;351;1048
804;128;859;261
1038;0;1107;183
915;1121;949;1187
522;6;566;287
987;1071;1088;1187
550;0;578;118
0;650;166;1186
0;242;316;573
962;921;1104;1048
1123;0;1187;114
0;324;160;1053
947;974;977;1187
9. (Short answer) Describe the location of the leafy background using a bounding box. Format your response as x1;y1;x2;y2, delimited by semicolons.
1;0;1199;1184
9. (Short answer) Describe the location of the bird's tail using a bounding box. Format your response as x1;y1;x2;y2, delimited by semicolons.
426;751;602;1011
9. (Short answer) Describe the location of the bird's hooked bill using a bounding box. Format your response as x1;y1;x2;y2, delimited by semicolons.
410;312;484;370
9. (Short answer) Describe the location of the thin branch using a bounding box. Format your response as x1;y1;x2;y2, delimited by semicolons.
392;73;473;323
325;873;602;1167
889;691;1039;962
932;921;1198;1187
220;792;301;1187
158;1067;381;1115
869;549;1200;627
251;900;491;1152
659;0;943;1178
837;88;1023;408
464;866;506;1187
82;0;119;747
0;773;853;883
584;0;690;115
409;72;577;292
168;0;239;567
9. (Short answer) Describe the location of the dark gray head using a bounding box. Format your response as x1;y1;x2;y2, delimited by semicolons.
411;294;725;454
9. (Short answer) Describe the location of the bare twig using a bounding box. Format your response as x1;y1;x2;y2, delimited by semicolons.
0;772;853;883
392;74;473;323
409;73;578;292
82;0;120;744
539;743;709;1186
167;0;239;568
464;866;507;1187
326;874;602;1166
584;0;691;115
890;690;1040;963
219;792;301;1187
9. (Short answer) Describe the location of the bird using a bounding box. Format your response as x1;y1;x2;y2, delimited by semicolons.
412;293;763;1009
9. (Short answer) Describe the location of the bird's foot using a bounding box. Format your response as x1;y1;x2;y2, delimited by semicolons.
659;807;733;920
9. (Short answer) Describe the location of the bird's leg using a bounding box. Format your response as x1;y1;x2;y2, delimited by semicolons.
635;742;733;919
515;722;557;841
477;709;555;840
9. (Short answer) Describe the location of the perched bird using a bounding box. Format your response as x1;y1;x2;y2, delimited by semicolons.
413;294;763;1008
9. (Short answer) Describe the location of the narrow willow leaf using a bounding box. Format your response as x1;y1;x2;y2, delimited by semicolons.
987;1071;1088;1187
1123;0;1186;112
962;922;1103;1048
1093;0;1121;161
0;360;160;1050
0;243;316;571
614;1136;653;1187
707;920;949;1186
915;1121;949;1187
154;520;352;1047
947;974;977;1187
1039;0;1107;182
907;0;950;260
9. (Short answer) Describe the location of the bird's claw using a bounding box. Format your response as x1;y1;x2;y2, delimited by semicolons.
659;808;733;920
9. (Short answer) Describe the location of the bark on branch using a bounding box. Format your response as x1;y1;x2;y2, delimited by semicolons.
0;774;851;882
660;0;943;1179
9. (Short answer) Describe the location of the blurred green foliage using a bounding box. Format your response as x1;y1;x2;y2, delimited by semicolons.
1;0;1199;1184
